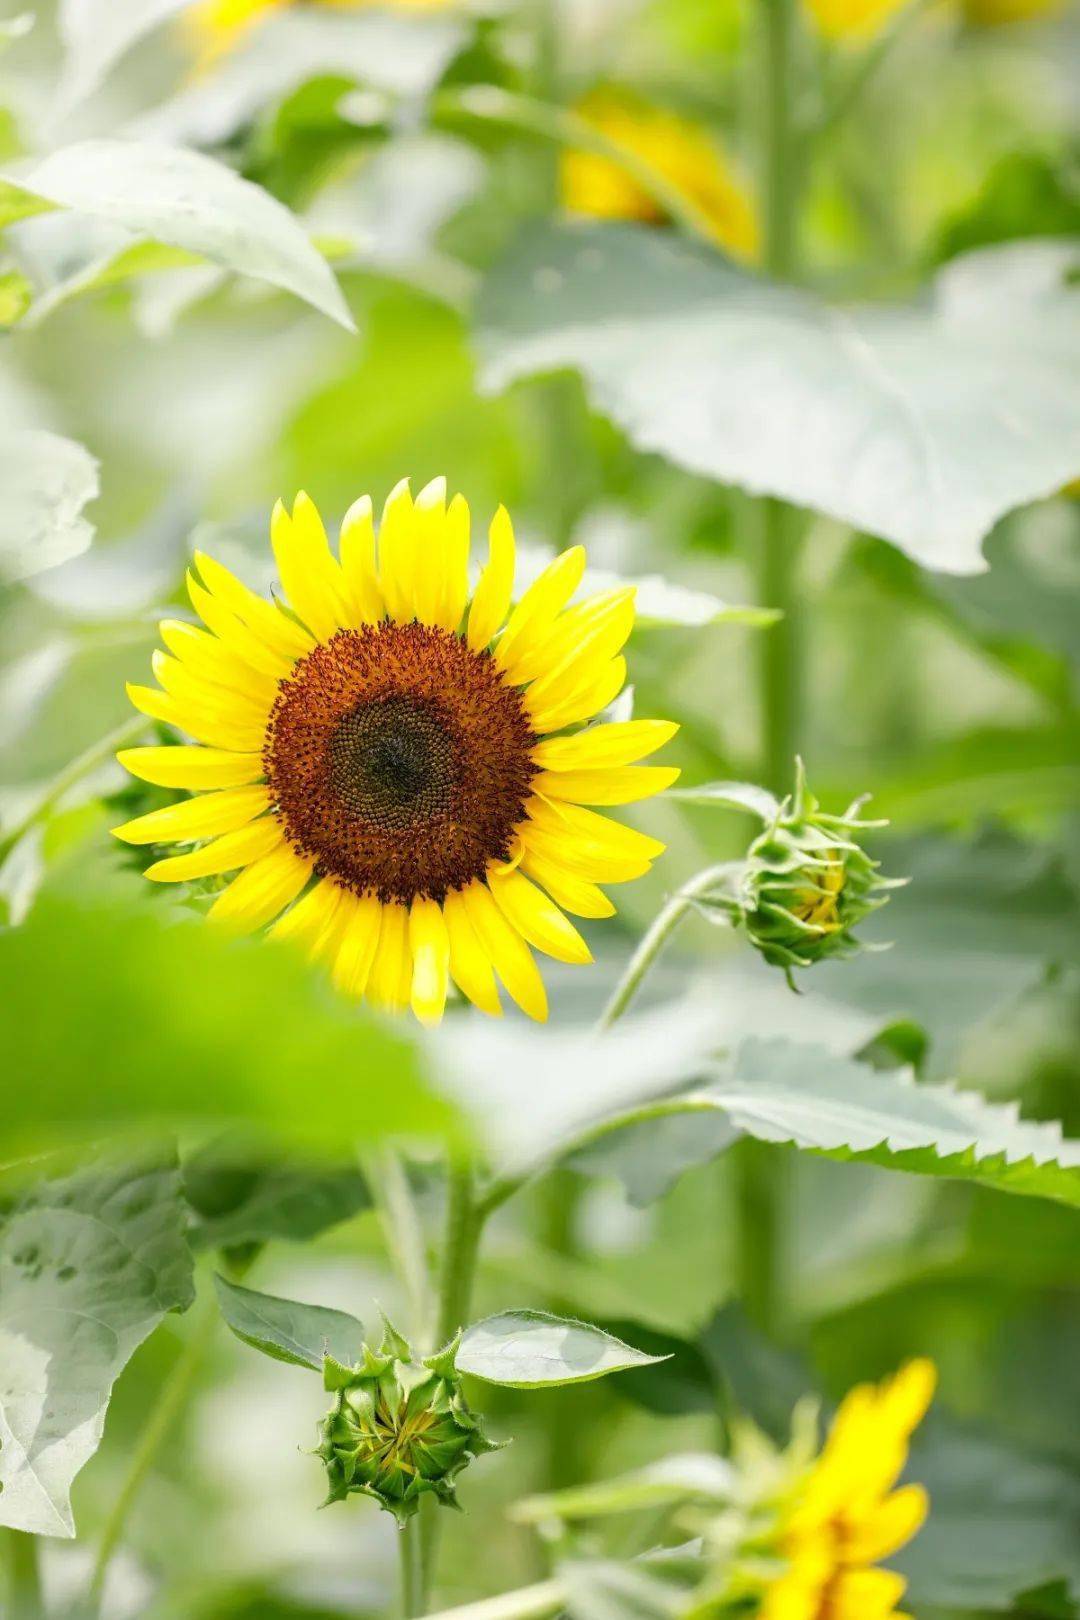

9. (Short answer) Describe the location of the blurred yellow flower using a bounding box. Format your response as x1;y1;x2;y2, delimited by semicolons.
761;1359;936;1620
562;91;761;262
190;0;453;60
115;482;677;1026
807;0;1060;38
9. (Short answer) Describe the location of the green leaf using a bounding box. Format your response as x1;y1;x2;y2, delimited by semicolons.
478;223;1080;573
7;140;354;329
894;1420;1080;1612
564;1037;1080;1207
0;429;99;582
0;875;461;1158
184;1142;371;1253
593;1320;717;1417
558;1559;690;1620
0;268;31;325
667;781;781;819
457;1310;669;1388
135;9;465;148
0;178;55;229
931;151;1080;266
213;1275;365;1372
0;1147;194;1536
513;1455;735;1523
57;0;203;108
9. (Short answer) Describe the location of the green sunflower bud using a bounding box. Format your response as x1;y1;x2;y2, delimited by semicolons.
737;760;901;980
315;1320;501;1524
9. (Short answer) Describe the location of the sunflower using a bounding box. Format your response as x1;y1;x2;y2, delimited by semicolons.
760;1359;936;1620
114;481;679;1025
562;91;761;263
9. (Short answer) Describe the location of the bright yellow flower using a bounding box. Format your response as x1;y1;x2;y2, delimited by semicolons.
760;1360;936;1620
803;0;912;42
562;92;760;263
114;482;678;1026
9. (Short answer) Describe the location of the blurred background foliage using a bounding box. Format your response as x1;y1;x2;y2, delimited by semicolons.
0;0;1077;1614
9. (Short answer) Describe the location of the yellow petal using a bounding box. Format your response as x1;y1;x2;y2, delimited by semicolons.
436;492;471;632
880;1359;937;1440
144;817;284;882
487;867;592;964
377;478;416;624
271;493;353;643
459;881;548;1022
208;842;313;930
367;899;412;1009
194;549;314;662
519;849;616;919
411;476;448;628
527;655;628;734
521;589;634;714
117;745;263;790
843;1484;929;1563
158;619;280;707
467;504;515;651
527;794;666;862
826;1568;907;1620
125;683;266;752
494;545;586;672
151;651;271;730
520;822;652;884
270;877;345;956
533;764;681;806
505;587;625;686
409;895;450;1026
113;785;271;845
187;572;296;681
443;888;502;1016
532;720;679;772
338;496;383;623
331;893;383;996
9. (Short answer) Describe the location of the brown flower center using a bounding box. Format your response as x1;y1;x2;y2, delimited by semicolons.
264;622;538;903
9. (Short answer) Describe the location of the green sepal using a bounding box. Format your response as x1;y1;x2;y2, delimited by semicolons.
423;1330;463;1380
376;1309;412;1363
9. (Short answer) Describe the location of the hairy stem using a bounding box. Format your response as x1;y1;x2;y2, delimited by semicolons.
85;1296;217;1611
598;863;737;1029
5;1531;44;1620
400;1517;426;1620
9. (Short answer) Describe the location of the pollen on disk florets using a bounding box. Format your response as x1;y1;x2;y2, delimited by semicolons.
264;620;539;905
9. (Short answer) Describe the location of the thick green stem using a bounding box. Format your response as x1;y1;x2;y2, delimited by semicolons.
758;498;801;796
435;1161;483;1350
598;863;735;1029
5;1531;44;1620
364;1147;433;1348
400;1518;426;1620
85;1297;217;1611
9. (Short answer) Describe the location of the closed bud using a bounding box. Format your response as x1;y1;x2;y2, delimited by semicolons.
315;1321;501;1524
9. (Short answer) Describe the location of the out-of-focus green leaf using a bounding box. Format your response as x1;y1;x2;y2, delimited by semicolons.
0;875;460;1158
563;1037;1080;1207
593;1319;717;1416
456;1311;668;1388
184;1144;370;1253
0;428;99;581
6;141;354;328
513;1455;735;1523
558;1559;687;1620
135;10;465;148
932;152;1080;266
0;267;31;324
56;0;197;108
566;1108;742;1207
894;1419;1080;1612
0;1146;194;1536
699;1303;816;1443
478;223;1080;573
214;1275;364;1372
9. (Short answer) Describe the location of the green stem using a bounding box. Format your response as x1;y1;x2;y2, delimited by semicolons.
400;1517;426;1620
363;1147;433;1348
85;1296;217;1611
0;713;149;863
435;1161;483;1350
433;87;721;249
758;498;801;796
598;863;735;1029
5;1531;44;1620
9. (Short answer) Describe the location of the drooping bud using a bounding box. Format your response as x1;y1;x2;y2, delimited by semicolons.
315;1319;502;1524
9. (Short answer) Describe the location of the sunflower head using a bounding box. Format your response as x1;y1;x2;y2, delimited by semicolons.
114;479;678;1025
316;1322;500;1523
562;90;760;262
738;759;898;977
754;1359;936;1620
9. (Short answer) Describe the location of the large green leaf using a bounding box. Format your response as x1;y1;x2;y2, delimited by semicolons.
57;0;196;107
213;1276;365;1372
0;1148;194;1536
0;428;98;582
456;1311;667;1388
565;1038;1080;1207
0;875;459;1158
6;141;353;328
478;223;1080;573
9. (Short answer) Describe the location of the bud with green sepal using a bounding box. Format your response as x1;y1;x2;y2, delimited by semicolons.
316;1317;503;1524
676;759;904;984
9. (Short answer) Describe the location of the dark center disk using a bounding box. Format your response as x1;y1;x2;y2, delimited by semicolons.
264;622;538;904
